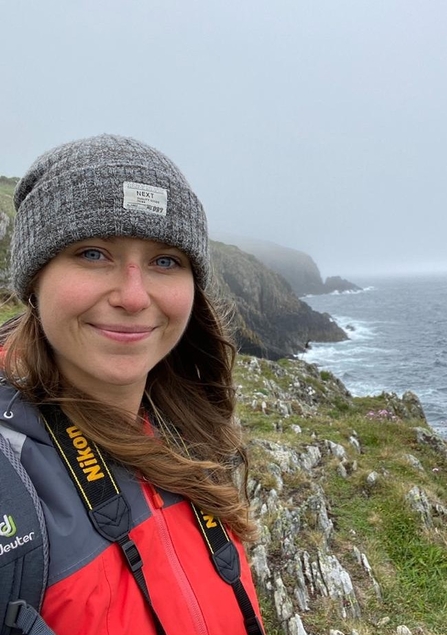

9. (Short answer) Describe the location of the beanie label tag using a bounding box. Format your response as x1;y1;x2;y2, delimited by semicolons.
123;182;168;216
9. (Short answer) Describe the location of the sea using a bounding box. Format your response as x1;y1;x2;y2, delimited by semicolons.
302;274;447;438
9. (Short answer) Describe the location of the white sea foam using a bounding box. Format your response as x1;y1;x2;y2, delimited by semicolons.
326;315;376;341
329;286;375;296
303;286;375;300
330;289;356;296
302;275;447;432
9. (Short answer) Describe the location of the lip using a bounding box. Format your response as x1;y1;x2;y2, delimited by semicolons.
89;324;155;342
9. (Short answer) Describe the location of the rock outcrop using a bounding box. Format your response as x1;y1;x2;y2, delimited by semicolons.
323;276;362;294
212;234;361;297
211;241;347;360
235;355;443;635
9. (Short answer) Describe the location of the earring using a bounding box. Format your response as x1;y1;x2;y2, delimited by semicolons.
28;295;37;311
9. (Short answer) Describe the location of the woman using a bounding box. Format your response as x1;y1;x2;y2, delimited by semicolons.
0;134;264;635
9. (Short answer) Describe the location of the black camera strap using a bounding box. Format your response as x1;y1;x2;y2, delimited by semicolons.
191;505;264;635
40;405;166;635
41;405;263;635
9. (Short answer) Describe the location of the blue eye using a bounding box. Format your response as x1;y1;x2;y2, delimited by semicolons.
81;249;104;261
154;256;178;268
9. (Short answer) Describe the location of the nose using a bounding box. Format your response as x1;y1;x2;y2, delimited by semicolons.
108;264;151;313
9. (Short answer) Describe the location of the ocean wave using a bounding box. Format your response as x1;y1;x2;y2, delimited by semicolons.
302;347;387;372
329;315;377;341
329;287;374;296
301;275;447;432
303;286;375;299
347;383;385;397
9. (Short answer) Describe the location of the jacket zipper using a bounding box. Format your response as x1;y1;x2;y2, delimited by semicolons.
143;484;209;635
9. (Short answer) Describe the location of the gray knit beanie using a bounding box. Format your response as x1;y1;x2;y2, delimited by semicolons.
11;134;209;300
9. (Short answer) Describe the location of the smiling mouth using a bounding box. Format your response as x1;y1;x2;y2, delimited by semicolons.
90;324;155;342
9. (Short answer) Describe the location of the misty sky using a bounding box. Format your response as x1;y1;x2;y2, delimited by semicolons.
1;0;446;280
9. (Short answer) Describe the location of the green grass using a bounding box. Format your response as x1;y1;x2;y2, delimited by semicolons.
236;356;447;634
320;369;332;381
257;592;283;634
381;502;447;617
0;178;16;214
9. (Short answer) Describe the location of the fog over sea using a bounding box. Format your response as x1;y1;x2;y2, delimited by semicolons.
303;274;447;438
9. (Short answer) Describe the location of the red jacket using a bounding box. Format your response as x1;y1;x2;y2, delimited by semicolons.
0;384;263;635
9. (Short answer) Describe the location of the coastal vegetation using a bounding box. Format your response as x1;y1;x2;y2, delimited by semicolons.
0;176;17;289
237;355;447;635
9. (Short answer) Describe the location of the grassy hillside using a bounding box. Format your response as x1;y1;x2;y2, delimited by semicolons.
0;177;18;291
236;356;447;635
0;176;17;213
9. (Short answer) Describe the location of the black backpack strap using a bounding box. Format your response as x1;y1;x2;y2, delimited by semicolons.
5;602;55;635
0;435;55;635
191;505;264;635
40;406;166;635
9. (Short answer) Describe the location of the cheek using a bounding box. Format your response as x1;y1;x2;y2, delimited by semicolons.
35;286;69;345
35;269;92;330
167;283;195;325
35;272;60;319
37;261;93;304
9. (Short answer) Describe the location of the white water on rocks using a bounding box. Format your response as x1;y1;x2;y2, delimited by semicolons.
303;274;447;436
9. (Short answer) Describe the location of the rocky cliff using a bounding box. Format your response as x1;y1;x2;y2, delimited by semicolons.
211;241;347;360
236;355;446;635
213;234;361;297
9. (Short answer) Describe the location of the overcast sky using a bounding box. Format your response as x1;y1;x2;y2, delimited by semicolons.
1;0;446;279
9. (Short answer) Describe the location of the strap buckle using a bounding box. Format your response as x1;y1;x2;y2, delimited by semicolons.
5;600;26;628
120;538;143;572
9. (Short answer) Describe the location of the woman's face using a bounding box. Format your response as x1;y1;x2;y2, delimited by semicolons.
34;237;195;406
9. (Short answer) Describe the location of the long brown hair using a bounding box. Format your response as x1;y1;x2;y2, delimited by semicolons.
2;286;257;541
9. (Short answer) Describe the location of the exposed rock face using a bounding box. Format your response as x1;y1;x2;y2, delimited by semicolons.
235;356;431;635
323;276;362;294
248;439;370;634
211;241;347;360
213;234;325;297
211;234;361;297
